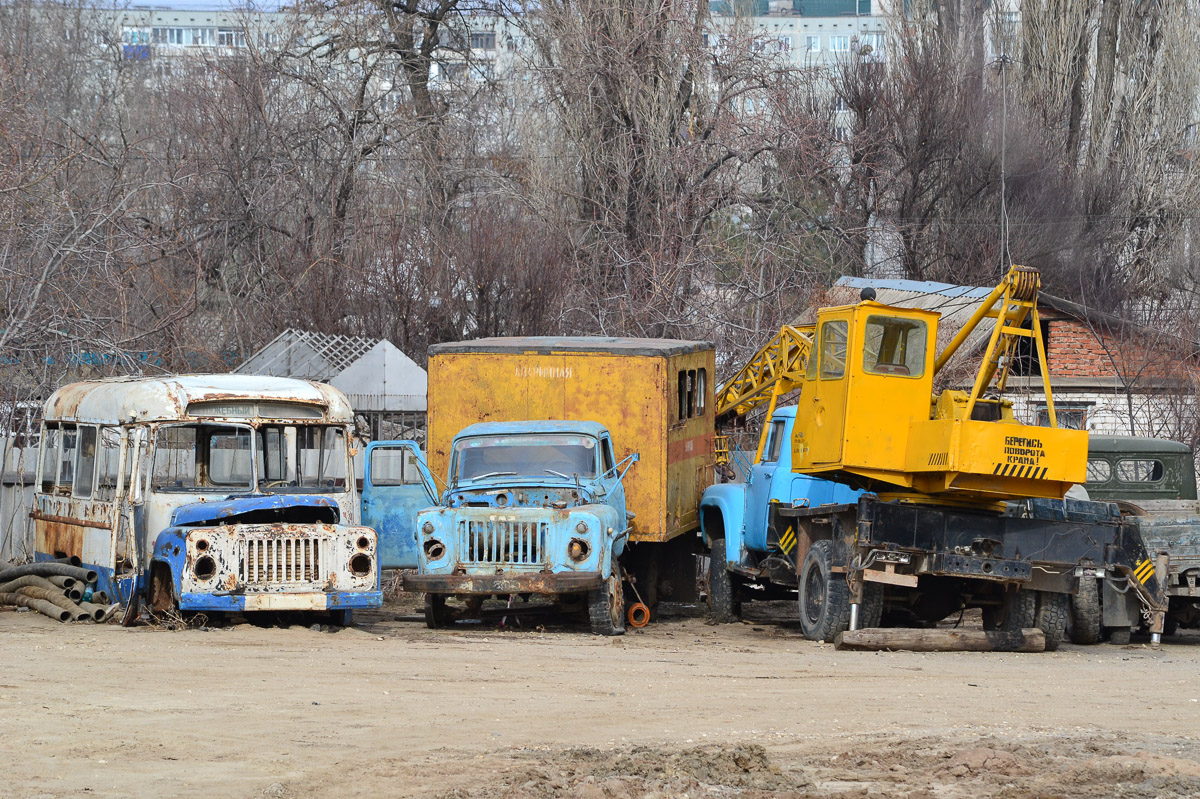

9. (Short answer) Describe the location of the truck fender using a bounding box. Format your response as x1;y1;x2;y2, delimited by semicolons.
699;484;748;565
147;529;188;600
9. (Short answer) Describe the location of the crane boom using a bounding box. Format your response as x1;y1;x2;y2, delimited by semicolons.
714;324;813;463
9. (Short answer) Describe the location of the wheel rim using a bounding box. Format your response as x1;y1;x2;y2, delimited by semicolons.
804;566;825;625
608;576;623;628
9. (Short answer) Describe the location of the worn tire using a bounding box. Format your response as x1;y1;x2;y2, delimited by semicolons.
424;593;449;629
1163;614;1179;637
1107;626;1132;645
1068;578;1101;645
798;539;850;643
707;539;740;623
1035;591;1068;652
985;588;1036;632
588;562;626;636
859;582;884;629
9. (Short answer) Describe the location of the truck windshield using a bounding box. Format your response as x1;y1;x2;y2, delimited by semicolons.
454;434;598;482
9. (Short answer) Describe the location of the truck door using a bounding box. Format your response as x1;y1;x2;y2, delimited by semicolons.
362;441;439;570
744;417;788;553
797;316;851;465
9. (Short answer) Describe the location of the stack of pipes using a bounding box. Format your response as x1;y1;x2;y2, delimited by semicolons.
0;557;120;623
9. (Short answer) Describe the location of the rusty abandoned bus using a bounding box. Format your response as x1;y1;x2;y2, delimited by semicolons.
32;375;380;625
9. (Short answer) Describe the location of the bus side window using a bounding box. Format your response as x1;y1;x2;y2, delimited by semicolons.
41;425;60;493
57;425;78;494
95;427;122;501
74;425;98;499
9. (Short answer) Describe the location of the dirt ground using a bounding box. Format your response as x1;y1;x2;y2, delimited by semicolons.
3;598;1200;799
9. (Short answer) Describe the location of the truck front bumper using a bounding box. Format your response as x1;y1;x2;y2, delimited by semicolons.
402;572;603;595
179;590;382;612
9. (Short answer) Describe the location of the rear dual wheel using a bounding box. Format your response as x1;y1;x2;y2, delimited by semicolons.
985;589;1067;651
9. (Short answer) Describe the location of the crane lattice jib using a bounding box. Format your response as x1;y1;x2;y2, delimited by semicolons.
715;324;814;424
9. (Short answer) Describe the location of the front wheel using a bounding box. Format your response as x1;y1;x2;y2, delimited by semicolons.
588;563;626;636
798;539;850;643
707;538;740;623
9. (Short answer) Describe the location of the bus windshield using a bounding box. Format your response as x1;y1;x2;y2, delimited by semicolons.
151;423;349;493
453;434;598;483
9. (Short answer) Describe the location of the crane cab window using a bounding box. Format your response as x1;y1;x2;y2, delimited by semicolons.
863;316;927;378
819;320;848;379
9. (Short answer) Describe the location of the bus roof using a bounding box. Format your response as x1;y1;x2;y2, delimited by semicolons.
42;374;355;425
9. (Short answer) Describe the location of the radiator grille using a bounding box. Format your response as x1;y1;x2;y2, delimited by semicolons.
240;537;327;584
457;519;546;565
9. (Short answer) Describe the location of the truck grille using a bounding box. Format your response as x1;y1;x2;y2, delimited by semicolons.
457;520;546;565
240;537;327;584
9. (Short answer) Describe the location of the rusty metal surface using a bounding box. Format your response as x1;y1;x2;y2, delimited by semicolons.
168;522;378;597
403;570;603;595
41;374;355;425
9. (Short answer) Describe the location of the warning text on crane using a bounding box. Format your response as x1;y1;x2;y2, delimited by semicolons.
993;435;1049;478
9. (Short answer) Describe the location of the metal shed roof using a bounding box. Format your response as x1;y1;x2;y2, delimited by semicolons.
234;330;427;413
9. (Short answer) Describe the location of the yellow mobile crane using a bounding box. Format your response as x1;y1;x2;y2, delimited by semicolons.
703;267;1166;647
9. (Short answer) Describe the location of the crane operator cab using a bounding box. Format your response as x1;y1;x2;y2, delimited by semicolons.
792;267;1088;503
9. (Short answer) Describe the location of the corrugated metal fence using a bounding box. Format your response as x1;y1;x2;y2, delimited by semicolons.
1;444;35;563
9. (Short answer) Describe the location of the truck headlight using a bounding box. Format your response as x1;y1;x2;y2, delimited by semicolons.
349;553;373;576
192;555;217;581
424;539;446;561
567;538;590;562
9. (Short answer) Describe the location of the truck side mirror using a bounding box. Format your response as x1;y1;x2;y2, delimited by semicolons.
616;453;640;484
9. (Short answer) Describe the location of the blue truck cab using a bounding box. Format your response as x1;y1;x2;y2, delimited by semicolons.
699;405;861;620
373;420;638;635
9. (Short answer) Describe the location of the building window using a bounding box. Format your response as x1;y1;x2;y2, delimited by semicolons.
469;31;496;50
804;35;820;52
218;28;246;47
189;27;214;46
1036;404;1089;429
777;35;792;52
830;35;850;52
834;95;848;112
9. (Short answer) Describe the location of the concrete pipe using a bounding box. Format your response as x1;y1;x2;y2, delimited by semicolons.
0;563;99;584
46;575;78;590
0;574;61;595
15;586;80;614
0;592;71;622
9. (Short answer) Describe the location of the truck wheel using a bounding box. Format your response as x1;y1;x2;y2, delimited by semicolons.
707;538;740;623
424;594;449;629
984;588;1036;632
1068;578;1101;644
1107;626;1131;645
860;582;884;629
588;563;626;636
1035;591;1068;652
798;539;850;643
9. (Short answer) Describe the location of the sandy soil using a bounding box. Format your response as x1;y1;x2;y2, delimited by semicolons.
3;599;1199;799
